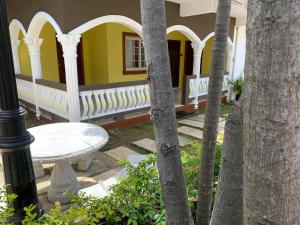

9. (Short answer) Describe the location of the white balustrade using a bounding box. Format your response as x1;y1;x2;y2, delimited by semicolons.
16;78;35;103
36;84;69;119
80;84;151;120
188;75;230;99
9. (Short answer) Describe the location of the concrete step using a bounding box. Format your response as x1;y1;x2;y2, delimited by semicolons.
178;126;203;140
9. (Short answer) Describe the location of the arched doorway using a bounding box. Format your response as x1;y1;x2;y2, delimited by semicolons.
167;26;201;104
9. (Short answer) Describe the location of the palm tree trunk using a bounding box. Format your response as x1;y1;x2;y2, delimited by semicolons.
243;0;300;224
196;1;232;225
140;1;194;224
210;101;243;225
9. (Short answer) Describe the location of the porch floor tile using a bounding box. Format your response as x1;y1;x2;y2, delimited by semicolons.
178;126;203;140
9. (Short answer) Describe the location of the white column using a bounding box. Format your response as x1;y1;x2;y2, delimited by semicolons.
57;34;81;122
227;43;235;102
191;42;205;109
11;39;21;74
25;37;43;118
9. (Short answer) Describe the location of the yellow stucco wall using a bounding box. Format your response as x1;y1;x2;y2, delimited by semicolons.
167;31;188;89
40;22;60;82
18;32;32;76
201;37;228;77
201;37;213;76
82;25;109;84
106;23;147;83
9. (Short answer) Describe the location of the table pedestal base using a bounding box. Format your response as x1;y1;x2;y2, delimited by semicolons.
77;154;94;171
48;161;80;204
33;163;45;179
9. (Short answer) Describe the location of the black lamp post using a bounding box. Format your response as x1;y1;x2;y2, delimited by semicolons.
0;0;43;223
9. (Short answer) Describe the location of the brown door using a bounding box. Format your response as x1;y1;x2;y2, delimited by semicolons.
184;41;194;75
56;38;85;85
168;40;181;87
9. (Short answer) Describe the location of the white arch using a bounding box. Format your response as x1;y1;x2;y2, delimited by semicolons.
202;32;233;46
167;25;201;44
69;15;143;37
27;11;63;38
9;19;27;40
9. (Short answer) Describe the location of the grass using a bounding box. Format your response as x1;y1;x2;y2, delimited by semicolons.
101;103;231;152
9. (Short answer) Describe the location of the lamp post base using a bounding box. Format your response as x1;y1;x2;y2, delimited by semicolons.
0;108;44;224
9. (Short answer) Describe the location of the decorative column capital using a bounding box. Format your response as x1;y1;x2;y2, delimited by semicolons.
24;37;43;56
191;41;205;56
56;34;81;57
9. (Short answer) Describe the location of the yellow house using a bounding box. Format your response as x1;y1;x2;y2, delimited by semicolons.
8;0;247;122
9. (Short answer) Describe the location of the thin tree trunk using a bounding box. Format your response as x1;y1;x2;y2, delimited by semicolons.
140;1;193;224
243;0;300;224
210;101;243;225
196;1;232;225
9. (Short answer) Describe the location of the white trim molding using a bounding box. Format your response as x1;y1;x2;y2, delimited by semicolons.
9;19;27;40
69;15;143;37
202;32;233;46
167;25;201;45
28;11;63;38
10;39;21;74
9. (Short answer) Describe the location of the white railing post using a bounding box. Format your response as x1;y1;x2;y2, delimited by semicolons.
191;42;205;109
25;37;43;119
10;39;21;74
57;34;81;122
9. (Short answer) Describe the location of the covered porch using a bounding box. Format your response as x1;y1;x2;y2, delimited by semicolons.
11;13;233;123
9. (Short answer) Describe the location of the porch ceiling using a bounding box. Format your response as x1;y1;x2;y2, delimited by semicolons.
166;0;247;23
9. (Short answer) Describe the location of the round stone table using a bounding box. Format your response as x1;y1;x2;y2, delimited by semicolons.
28;122;109;204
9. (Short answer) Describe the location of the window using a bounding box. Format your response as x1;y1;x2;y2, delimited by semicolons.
123;33;147;74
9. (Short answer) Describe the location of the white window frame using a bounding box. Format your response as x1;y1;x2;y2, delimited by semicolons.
124;34;147;73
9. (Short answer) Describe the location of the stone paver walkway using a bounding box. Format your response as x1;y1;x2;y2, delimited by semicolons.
178;126;203;139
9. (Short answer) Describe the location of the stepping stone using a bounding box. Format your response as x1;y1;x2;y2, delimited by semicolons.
189;115;225;123
178;119;204;129
189;114;205;122
133;137;190;152
178;135;191;147
178;126;203;140
92;168;122;183
132;138;156;153
104;146;141;161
